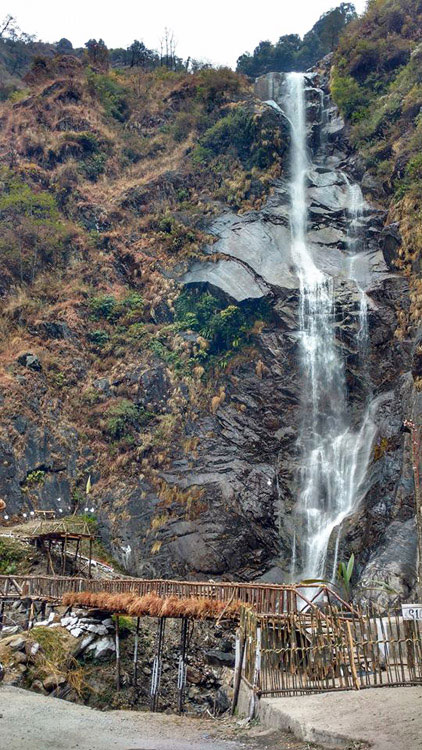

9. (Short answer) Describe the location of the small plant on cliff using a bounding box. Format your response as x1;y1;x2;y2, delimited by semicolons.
23;469;46;488
174;288;270;356
88;328;110;349
337;553;355;599
0;539;26;574
87;71;130;122
0;169;72;284
89;293;144;323
104;399;153;440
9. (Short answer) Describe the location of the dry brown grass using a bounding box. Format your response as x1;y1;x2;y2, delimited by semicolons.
62;590;241;620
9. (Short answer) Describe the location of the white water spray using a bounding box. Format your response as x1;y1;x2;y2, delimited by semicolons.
284;73;377;580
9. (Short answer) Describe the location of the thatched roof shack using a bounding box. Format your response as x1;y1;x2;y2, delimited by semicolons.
62;590;242;620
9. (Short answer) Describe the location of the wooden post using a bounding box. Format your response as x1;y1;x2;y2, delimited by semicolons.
404;420;422;600
231;631;247;715
115;616;121;691
88;538;93;579
177;617;188;714
73;538;80;573
25;600;33;630
249;624;261;720
47;541;55;575
0;578;9;633
150;617;166;712
61;538;66;575
346;621;360;690
133;617;140;689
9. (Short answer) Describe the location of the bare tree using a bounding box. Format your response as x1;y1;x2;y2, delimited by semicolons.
160;27;177;70
0;14;15;38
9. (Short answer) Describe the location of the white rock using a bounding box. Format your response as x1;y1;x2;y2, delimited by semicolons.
70;627;83;637
2;626;20;635
86;636;115;659
85;624;107;635
73;634;96;657
30;642;40;656
60;617;74;628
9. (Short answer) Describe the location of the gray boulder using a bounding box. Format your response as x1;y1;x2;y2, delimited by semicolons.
86;636;115;660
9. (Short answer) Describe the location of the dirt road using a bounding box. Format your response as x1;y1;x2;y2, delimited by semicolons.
0;686;316;750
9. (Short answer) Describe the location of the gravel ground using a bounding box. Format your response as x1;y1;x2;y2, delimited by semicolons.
0;686;318;750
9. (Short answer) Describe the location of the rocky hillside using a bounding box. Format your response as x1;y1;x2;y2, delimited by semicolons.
0;0;420;599
0;55;288;579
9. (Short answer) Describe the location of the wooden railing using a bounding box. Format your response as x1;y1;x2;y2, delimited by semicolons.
0;575;349;615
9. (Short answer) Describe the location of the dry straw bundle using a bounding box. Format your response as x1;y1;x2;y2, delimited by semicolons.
62;591;241;620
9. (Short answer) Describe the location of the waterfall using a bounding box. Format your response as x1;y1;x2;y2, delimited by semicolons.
284;73;377;581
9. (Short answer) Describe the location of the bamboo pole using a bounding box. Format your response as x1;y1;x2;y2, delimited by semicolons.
346;621;360;690
177;617;188;714
231;631;246;714
151;617;166;712
115;616;121;691
88;538;93;579
133;617;140;689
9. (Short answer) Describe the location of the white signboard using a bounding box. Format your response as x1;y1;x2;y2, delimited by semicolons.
401;604;422;621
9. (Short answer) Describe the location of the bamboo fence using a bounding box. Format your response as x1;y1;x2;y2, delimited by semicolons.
240;603;422;697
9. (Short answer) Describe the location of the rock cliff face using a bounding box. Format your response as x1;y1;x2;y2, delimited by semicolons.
99;68;415;595
0;63;417;599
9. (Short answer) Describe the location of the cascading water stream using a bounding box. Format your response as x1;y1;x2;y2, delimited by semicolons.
284;73;378;581
343;175;371;353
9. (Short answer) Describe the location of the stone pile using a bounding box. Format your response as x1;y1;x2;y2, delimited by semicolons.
58;609;116;659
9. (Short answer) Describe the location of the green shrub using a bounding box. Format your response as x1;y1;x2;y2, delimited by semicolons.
196;109;255;162
174;288;271;355
89;329;110;348
104;399;152;439
80;153;107;181
0;539;26;574
172;111;196;142
89;295;117;321
192;107;281;170
154;214;197;252
87;72;130;122
195;68;243;109
62;131;100;154
0;169;71;284
89;293;144;323
331;71;368;120
24;469;46;487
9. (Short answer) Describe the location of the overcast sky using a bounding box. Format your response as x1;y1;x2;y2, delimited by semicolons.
6;0;368;68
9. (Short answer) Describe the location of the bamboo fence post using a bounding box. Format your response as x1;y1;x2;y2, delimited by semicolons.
88;538;93;579
151;617;166;712
346;621;360;690
177;617;188;714
231;630;246;714
0;599;5;633
115;616;121;691
133;617;140;689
